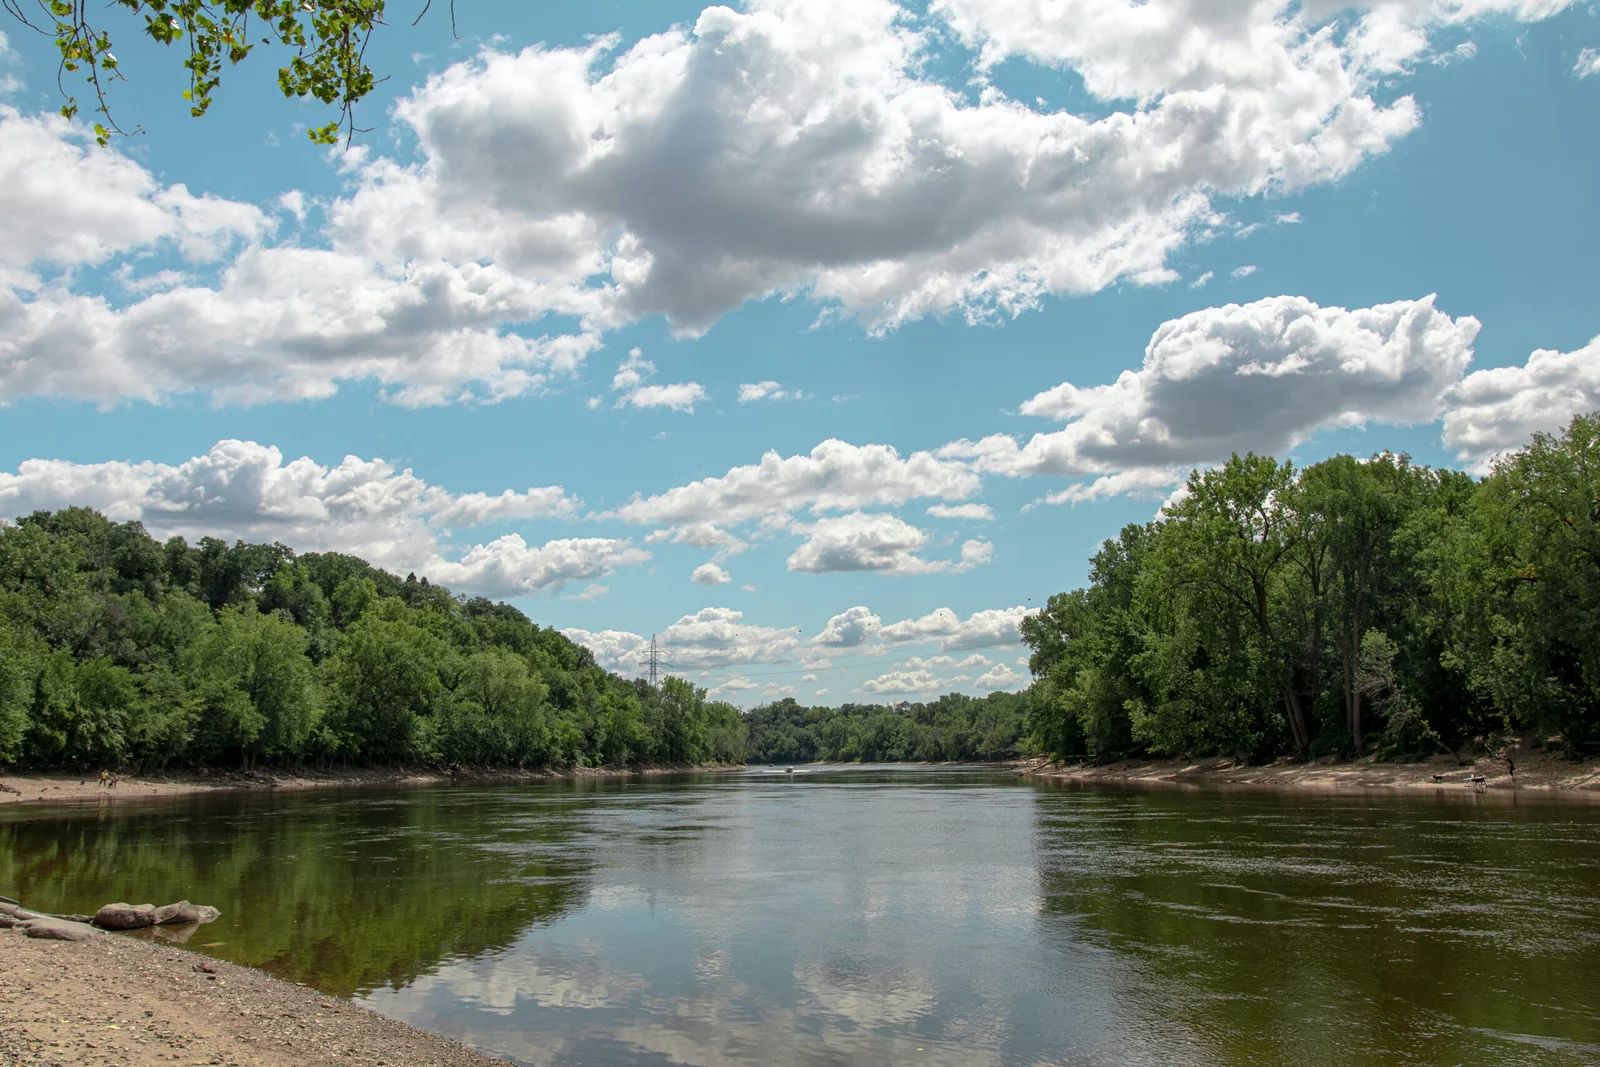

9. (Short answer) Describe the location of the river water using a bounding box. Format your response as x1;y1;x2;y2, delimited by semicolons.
3;766;1598;1066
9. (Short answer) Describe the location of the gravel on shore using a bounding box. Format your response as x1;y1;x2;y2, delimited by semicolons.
0;763;739;806
0;928;513;1067
1018;741;1600;795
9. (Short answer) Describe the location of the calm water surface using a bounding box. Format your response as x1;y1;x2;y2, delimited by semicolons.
3;767;1599;1066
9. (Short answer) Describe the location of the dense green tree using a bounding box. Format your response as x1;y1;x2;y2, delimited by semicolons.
0;510;747;772
1023;416;1600;764
187;607;320;767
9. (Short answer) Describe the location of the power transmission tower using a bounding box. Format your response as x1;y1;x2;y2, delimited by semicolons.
646;634;661;687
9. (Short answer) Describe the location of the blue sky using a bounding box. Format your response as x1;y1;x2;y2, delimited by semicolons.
1;0;1597;703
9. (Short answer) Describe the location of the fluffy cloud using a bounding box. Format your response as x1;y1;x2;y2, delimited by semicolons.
691;562;733;585
5;114;595;408
0;246;601;407
788;512;934;574
358;0;1449;336
644;523;749;560
973;663;1026;690
935;0;1566;94
1578;48;1600;78
814;605;882;647
945;295;1479;499
0;109;267;272
0;439;641;598
7;0;1568;406
903;653;991;670
620;382;706;412
422;535;650;597
785;514;993;574
959;539;994;568
925;503;994;520
1442;334;1600;468
610;348;706;412
738;381;804;402
857;668;964;695
577;607;807;671
612;440;978;527
708;675;758;698
877;605;1039;651
561;628;650;673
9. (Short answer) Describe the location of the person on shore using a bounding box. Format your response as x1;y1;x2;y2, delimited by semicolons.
99;770;109;789
1507;756;1515;779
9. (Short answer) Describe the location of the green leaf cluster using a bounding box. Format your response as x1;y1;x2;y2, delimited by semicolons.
10;0;391;144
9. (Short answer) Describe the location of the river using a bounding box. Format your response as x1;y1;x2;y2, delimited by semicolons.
3;766;1598;1065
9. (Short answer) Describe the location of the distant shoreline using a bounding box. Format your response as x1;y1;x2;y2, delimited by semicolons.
1016;745;1600;796
0;763;743;807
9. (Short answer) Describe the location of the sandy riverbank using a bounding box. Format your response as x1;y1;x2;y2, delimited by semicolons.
0;928;510;1067
0;763;740;806
1017;743;1600;795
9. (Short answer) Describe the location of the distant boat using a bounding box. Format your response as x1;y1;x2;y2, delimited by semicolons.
785;767;795;774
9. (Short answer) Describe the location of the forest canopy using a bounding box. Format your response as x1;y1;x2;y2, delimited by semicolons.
1021;414;1600;763
0;508;746;771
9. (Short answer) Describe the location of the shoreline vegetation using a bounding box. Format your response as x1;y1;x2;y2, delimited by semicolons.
7;416;1600;793
1016;417;1600;771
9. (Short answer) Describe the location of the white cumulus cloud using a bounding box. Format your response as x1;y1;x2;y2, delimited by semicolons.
786;512;990;574
355;0;1434;335
2;0;1572;407
561;628;651;673
609;348;705;412
857;668;965;695
877;605;1039;651
0;108;267;272
612;440;979;527
691;562;733;585
974;663;1026;689
814;605;883;647
1442;334;1600;468
944;294;1479;500
0;439;638;598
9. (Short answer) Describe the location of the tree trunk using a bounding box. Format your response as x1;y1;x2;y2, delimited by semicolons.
1283;686;1310;756
1350;563;1367;756
1341;619;1354;752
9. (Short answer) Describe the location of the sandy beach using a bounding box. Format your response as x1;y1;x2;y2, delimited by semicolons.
0;928;510;1067
1018;742;1600;795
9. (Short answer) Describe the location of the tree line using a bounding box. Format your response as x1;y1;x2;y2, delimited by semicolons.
743;693;1028;764
1020;414;1600;763
9;413;1596;775
0;508;745;772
